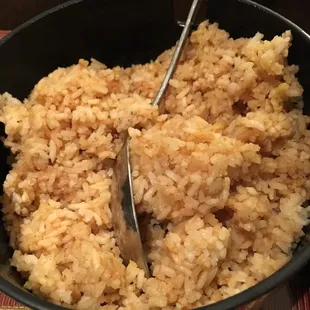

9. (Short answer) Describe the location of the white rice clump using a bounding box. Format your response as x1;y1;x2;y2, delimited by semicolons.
1;22;310;309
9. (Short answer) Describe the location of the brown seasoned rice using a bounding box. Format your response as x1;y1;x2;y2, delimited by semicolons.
0;21;310;309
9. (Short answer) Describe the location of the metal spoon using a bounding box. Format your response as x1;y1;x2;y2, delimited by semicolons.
110;0;204;277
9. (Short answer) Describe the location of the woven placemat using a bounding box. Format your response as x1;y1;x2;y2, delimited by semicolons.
0;30;309;310
0;31;9;39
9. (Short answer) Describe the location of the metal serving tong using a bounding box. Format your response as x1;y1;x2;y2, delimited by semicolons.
110;0;205;278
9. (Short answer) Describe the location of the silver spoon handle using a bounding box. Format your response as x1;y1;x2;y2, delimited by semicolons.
111;0;204;279
152;0;204;107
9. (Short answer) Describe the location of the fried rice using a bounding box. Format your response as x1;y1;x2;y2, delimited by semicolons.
0;21;310;309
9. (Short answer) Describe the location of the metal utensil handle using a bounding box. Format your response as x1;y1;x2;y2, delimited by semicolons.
152;0;203;107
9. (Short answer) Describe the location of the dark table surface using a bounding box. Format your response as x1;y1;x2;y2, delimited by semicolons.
0;0;309;32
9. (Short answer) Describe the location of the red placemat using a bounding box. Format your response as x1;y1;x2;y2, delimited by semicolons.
0;31;9;39
0;29;309;310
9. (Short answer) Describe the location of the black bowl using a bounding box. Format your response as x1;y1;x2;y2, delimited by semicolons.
0;0;310;309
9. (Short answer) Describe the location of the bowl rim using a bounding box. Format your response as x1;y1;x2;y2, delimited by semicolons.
1;0;310;309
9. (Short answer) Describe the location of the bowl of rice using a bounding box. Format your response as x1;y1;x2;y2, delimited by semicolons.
0;0;310;309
